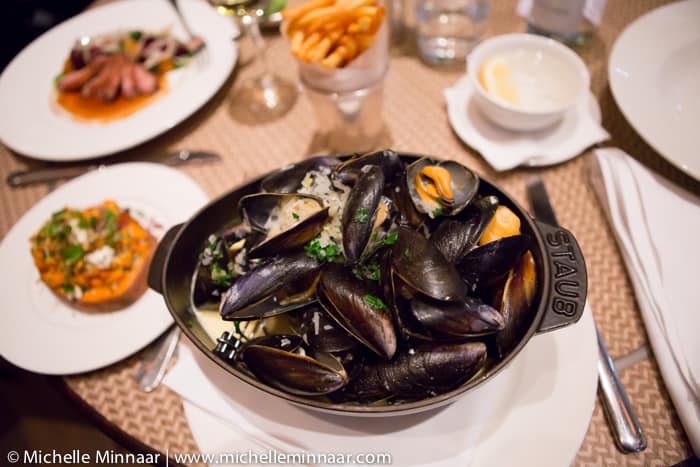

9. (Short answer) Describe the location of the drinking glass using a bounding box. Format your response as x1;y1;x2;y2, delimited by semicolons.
209;0;297;123
415;0;490;66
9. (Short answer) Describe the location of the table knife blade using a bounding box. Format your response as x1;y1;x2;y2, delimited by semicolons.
526;176;646;454
6;150;220;188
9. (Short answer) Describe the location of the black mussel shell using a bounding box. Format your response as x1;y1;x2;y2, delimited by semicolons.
496;251;537;357
430;196;499;264
410;295;505;337
318;264;397;360
344;341;487;401
341;165;385;263
242;345;348;396
458;235;531;292
387;172;425;228
298;305;358;353
333;150;403;186
392;226;466;301
240;193;329;258
260;156;341;193
220;253;321;320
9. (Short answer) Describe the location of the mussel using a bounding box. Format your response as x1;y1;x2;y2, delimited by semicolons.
220;252;321;320
297;305;358;353
242;343;348;396
343;341;487;401
341;165;393;262
406;158;479;218
260;156;341;193
317;264;397;360
496;251;537;356
391;226;466;301
430;196;499;264
409;295;504;337
333;149;403;186
458;234;531;292
240;193;329;258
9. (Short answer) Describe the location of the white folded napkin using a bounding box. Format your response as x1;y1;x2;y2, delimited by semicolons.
163;341;508;467
444;75;609;171
590;148;700;456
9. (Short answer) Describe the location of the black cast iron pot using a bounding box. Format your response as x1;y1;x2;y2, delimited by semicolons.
147;154;587;416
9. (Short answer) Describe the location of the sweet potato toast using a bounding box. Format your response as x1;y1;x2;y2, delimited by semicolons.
30;200;156;312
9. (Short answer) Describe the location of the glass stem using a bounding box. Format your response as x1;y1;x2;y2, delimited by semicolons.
242;14;274;84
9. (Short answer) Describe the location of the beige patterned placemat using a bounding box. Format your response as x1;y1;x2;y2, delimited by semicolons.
0;0;696;465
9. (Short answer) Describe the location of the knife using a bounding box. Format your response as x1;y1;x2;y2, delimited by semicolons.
527;176;646;453
6;150;220;188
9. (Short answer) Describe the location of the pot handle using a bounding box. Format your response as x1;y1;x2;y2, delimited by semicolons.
147;223;184;295
534;221;588;334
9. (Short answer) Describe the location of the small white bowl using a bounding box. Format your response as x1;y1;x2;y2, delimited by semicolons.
467;33;590;132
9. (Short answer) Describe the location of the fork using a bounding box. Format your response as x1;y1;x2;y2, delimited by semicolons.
166;0;209;65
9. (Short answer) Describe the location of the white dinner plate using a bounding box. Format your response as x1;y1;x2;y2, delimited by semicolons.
0;0;237;161
609;0;700;181
0;163;208;374
178;308;598;467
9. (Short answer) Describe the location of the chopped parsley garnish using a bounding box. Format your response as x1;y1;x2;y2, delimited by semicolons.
352;259;382;283
363;294;387;311
432;206;443;217
61;284;74;294
60;244;84;265
404;248;412;258
305;236;341;263
129;30;143;41
104;209;118;245
353;207;370;224
382;230;398;246
210;263;233;287
292;212;300;220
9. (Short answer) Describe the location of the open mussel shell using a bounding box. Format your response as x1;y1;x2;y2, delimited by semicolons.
240;193;329;259
220;252;320;320
341;165;387;263
317;264;397;360
332;149;403;186
410;295;504;338
260;156;341;193
242;345;348;396
431;196;499;264
391;226;466;301
344;341;487;401
406;158;479;217
496;251;537;357
458;234;531;292
297;305;358;353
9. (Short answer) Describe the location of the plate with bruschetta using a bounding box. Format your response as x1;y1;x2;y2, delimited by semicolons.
0;163;207;374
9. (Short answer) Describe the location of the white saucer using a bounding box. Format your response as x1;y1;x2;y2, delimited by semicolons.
169;307;598;467
445;75;609;171
0;163;208;374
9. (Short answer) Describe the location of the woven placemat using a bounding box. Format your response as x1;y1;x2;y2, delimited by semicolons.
1;0;696;464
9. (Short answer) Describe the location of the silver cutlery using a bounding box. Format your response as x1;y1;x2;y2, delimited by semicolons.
6;149;220;187
526;176;646;454
167;0;206;54
134;325;181;392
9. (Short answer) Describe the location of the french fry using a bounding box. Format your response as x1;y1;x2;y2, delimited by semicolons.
338;34;358;59
307;30;343;63
290;30;305;55
321;50;345;68
282;0;334;22
284;0;384;67
299;32;322;60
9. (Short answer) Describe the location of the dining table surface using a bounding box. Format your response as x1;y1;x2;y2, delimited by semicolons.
1;0;699;465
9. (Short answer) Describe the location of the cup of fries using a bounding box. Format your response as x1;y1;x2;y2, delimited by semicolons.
283;0;390;151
